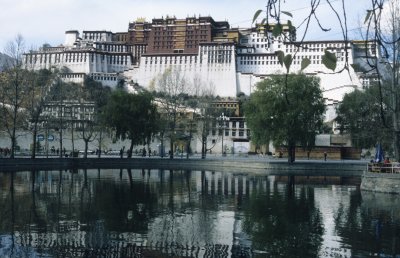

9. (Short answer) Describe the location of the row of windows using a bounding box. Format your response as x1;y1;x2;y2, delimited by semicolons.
143;65;232;73
61;74;84;78
252;44;272;49
26;53;130;65
285;47;346;53
208;57;232;64
251;37;281;42
212;121;245;128
238;55;277;60
238;53;344;61
153;29;208;35
97;44;129;52
152;39;206;47
145;58;198;65
201;45;233;53
146;56;197;61
239;57;344;66
90;55;130;65
240;60;278;65
82;34;111;41
211;129;249;137
91;76;117;81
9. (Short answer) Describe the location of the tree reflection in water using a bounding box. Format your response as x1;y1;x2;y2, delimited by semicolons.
0;170;399;257
334;190;400;257
241;181;324;257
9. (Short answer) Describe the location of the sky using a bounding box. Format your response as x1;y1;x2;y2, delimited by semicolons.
0;0;372;52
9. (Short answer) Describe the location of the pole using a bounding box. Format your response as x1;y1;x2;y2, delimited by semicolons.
45;125;48;158
222;125;224;156
220;113;228;157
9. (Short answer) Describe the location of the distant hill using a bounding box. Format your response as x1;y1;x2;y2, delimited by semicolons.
0;52;13;71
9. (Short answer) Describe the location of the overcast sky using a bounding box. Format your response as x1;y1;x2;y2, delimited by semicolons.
0;0;371;51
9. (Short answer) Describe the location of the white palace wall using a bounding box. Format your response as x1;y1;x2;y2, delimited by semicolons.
134;44;238;97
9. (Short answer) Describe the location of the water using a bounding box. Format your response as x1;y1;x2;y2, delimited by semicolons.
0;169;399;258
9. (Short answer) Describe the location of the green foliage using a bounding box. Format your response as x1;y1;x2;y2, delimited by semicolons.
287;20;296;34
102;90;159;146
283;54;292;72
364;10;372;24
281;11;293;18
48;80;81;101
277;52;310;73
272;23;283;37
83;77;111;109
276;51;285;66
336;84;391;150
322;50;337;71
251;9;337;72
301;58;311;71
244;74;325;152
253;9;263;24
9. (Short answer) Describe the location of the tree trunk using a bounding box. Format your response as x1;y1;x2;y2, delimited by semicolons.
84;140;89;159
31;123;38;159
160;136;164;158
394;131;400;162
59;129;63;158
71;127;75;154
169;137;174;159
201;136;207;159
11;101;18;158
10;135;16;159
97;131;103;158
186;140;190;159
128;139;134;158
10;95;18;159
287;141;296;163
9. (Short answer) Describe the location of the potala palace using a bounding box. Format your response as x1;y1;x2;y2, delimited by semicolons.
20;16;381;155
24;16;378;101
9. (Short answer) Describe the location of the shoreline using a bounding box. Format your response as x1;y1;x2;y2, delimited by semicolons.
2;157;399;194
0;157;367;176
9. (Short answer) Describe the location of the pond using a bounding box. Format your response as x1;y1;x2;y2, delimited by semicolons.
0;169;399;257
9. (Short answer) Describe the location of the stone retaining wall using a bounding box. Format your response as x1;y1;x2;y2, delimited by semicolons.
0;158;366;177
361;172;400;194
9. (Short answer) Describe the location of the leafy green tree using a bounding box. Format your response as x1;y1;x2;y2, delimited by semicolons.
103;90;159;158
336;83;392;151
253;1;400;161
244;74;325;162
85;78;111;158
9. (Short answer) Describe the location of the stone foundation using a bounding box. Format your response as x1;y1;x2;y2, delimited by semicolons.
361;172;400;194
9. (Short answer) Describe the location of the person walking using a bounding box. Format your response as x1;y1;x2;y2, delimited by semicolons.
324;151;327;161
120;146;125;158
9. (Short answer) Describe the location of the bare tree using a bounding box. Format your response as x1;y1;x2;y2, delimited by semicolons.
79;77;111;158
78;119;97;159
0;35;30;158
156;67;192;159
357;0;400;159
194;83;219;159
25;69;56;158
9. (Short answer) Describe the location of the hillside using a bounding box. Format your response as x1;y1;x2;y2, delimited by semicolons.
0;52;12;71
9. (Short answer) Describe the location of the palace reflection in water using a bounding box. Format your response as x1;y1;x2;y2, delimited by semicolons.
0;169;399;257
